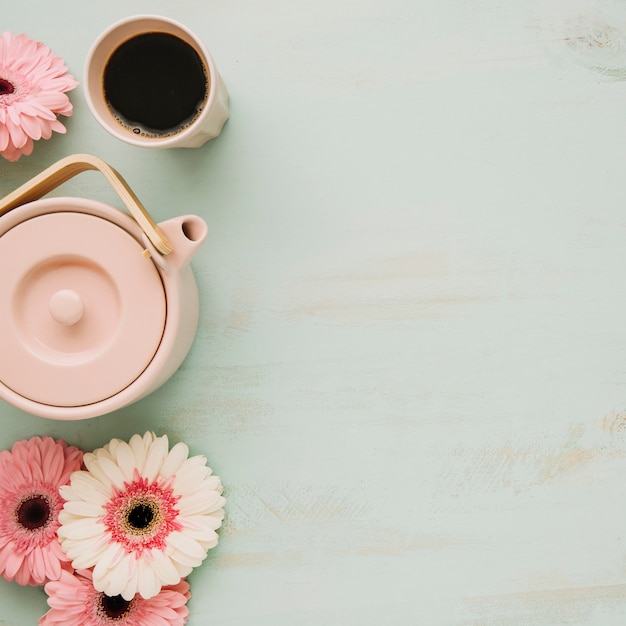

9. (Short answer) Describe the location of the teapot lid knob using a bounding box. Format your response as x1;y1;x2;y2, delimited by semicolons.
49;289;84;326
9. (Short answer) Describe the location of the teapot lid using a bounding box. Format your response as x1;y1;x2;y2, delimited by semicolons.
0;211;166;407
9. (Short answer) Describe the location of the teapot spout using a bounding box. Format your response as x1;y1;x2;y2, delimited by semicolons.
155;215;208;268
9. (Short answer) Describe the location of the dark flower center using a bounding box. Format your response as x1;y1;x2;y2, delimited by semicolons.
16;495;51;530
99;594;134;620
125;499;159;533
0;78;15;95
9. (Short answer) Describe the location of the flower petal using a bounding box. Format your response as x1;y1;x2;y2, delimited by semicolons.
62;472;109;506
92;542;127;594
141;434;169;482
159;442;190;479
149;549;183;587
28;546;46;584
109;439;137;483
62;499;104;517
166;531;206;561
0;124;10;151
137;558;160;599
57;517;104;541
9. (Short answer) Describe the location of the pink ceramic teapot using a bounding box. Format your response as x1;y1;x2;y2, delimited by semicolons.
0;154;207;420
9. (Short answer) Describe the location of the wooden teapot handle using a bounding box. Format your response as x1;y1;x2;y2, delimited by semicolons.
0;153;173;254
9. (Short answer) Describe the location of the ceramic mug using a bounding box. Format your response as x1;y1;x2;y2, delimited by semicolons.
84;15;229;148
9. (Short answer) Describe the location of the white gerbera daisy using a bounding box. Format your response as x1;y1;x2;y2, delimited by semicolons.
57;432;225;601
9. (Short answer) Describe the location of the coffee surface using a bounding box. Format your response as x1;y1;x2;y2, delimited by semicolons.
103;32;208;135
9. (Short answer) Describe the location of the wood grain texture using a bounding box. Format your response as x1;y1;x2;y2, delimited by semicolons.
2;0;626;624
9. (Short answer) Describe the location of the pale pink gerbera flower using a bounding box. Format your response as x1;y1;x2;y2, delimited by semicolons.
0;31;78;162
58;432;225;600
0;436;83;586
39;568;191;626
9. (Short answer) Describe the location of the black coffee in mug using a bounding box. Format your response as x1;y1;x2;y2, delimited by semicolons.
103;32;209;138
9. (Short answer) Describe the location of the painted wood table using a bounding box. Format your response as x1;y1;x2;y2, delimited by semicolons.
2;0;626;624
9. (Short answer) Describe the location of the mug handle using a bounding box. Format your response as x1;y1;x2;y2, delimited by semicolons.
0;153;172;255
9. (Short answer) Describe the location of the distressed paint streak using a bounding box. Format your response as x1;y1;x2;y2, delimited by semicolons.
601;410;626;435
460;583;626;625
340;530;456;556
214;550;306;568
281;250;494;322
443;421;623;495
164;390;275;440
223;483;372;534
564;16;626;78
537;447;595;482
285;295;496;321
532;0;626;78
214;530;456;570
227;284;261;332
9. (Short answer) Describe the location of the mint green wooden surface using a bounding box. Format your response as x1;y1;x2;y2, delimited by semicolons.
3;1;626;624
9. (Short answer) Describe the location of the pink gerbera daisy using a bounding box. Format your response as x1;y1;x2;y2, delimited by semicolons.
0;31;78;162
0;436;83;586
58;432;225;600
39;568;191;626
